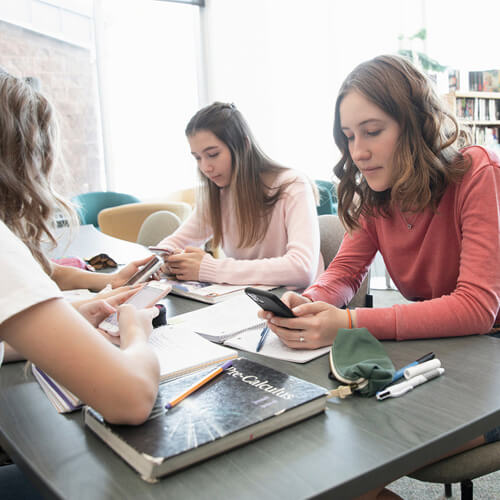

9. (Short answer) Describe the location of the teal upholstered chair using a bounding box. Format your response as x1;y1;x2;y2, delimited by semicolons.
71;191;141;228
315;180;338;215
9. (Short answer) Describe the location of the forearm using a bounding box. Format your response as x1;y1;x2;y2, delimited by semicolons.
199;250;318;288
356;289;497;341
51;263;110;291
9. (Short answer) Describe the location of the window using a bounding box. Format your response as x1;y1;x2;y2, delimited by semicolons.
94;0;202;198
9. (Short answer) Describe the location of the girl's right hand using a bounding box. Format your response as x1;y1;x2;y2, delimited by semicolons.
116;304;159;346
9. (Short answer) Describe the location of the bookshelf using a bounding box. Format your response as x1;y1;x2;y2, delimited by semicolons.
445;91;500;150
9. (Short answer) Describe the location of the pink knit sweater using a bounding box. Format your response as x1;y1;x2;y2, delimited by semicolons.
304;146;500;340
157;169;323;288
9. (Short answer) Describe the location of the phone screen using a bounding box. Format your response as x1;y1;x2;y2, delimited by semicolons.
99;283;170;333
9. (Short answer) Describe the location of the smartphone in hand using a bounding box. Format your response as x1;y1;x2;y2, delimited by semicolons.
244;287;295;318
99;281;172;334
125;255;164;286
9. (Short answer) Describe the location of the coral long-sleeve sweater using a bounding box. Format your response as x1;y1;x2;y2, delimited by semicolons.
304;146;500;340
157;169;323;289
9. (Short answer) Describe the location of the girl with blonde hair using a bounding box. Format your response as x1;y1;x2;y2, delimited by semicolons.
0;70;160;425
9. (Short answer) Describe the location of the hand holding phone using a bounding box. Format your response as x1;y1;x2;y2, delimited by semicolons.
244;287;295;318
99;281;172;335
125;255;164;286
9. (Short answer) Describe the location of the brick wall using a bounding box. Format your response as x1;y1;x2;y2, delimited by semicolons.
0;20;104;198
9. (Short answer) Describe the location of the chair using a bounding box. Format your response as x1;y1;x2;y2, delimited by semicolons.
315;180;338;215
163;187;196;207
71;191;141;228
318;214;372;308
408;441;500;500
98;201;192;243
136;211;182;246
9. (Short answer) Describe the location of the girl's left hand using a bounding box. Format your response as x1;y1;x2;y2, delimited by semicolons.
167;247;206;281
265;301;351;350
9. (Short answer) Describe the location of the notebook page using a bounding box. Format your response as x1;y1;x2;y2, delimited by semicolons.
169;295;265;342
224;328;330;364
149;324;237;380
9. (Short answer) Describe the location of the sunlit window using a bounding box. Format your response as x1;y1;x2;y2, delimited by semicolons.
94;0;202;198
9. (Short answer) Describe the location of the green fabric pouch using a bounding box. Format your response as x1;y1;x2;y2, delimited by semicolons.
328;328;395;398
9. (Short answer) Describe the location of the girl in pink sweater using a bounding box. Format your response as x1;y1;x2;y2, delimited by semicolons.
156;102;323;288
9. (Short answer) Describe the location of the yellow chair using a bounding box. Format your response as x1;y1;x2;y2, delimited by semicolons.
98;201;192;243
162;187;196;207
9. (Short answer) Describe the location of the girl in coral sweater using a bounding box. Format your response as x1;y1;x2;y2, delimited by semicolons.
259;54;500;500
155;102;323;289
261;55;499;346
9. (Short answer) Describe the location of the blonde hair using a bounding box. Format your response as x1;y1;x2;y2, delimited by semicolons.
0;71;75;273
333;55;470;230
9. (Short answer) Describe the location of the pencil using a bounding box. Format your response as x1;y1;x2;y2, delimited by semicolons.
165;360;233;410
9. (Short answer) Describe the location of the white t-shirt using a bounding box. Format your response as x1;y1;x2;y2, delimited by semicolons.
0;221;62;367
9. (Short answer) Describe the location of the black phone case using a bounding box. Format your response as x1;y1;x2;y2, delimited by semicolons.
244;287;295;318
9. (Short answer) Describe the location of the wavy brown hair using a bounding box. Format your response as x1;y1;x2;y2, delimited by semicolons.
186;102;293;248
333;54;471;231
0;71;75;273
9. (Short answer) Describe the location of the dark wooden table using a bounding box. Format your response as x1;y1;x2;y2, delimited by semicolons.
2;227;499;499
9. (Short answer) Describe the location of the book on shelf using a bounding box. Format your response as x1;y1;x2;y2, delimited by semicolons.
170;295;330;363
448;68;500;93
33;325;237;413
161;276;276;304
84;357;328;482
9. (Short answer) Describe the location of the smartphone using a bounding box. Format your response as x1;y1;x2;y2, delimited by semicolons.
244;287;295;318
99;281;172;335
125;255;164;286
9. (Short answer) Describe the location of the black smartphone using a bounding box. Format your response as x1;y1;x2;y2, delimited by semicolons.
244;287;295;318
125;255;164;286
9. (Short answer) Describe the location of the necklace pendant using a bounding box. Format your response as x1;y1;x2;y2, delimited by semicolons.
407;223;413;230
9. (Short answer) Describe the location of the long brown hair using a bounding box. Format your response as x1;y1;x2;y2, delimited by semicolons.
0;71;75;273
333;54;470;230
186;102;292;248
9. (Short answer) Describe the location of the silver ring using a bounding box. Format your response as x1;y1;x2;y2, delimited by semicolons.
299;336;305;343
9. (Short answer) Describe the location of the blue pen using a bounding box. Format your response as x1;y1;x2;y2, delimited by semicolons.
390;352;435;386
256;325;270;352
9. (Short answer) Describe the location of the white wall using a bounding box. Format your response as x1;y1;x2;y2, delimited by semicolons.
202;0;499;182
202;0;406;182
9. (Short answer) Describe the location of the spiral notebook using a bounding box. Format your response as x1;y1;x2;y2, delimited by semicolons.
170;296;330;363
169;295;265;343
